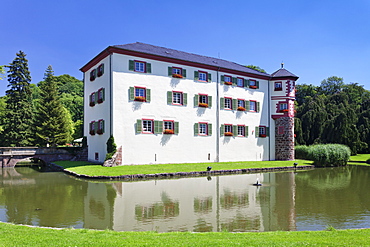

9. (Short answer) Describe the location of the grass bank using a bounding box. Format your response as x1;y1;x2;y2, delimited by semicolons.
0;222;369;247
54;160;313;177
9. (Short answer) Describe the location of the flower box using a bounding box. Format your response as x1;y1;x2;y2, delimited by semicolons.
163;129;174;134
224;81;232;85
249;85;257;89
172;74;183;78
198;102;208;108
97;98;103;104
280;109;289;113
237;106;246;111
134;96;146;102
259;134;267;138
89;130;95;135
89;102;95;107
224;132;233;136
97;129;103;135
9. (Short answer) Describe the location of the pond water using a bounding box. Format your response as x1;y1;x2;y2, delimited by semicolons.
0;165;369;232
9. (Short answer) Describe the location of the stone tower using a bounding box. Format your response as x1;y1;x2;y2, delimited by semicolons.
270;65;298;160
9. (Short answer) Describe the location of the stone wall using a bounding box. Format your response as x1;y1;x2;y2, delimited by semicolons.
275;117;294;160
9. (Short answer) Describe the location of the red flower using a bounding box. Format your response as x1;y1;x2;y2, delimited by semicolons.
172;74;183;78
249;85;257;89
134;96;146;102
259;134;267;138
198;103;208;108
163;129;174;134
224;81;232;85
237;106;246;111
224;132;233;136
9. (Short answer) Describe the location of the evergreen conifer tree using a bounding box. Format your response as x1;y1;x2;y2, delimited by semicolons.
1;51;34;146
35;65;73;146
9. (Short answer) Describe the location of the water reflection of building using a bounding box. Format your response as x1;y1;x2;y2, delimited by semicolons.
109;173;297;232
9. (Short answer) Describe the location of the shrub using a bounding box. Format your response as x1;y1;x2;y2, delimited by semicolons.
295;145;310;159
307;144;350;167
366;159;370;164
105;135;117;161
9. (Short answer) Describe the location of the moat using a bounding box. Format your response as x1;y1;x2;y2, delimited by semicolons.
0;165;369;232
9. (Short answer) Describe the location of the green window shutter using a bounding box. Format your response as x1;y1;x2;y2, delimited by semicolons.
245;79;250;87
159;121;163;133
246;100;250;111
101;120;105;133
94;92;98;103
256;81;260;89
208;73;212;82
194;94;199;106
129;87;135;101
102;88;105;101
146;63;151;73
220;124;225;136
245;126;249;137
208;123;212;136
146;89;151;102
94;122;98;132
257;102;260;112
129;60;134;71
232;99;237;110
136;119;142;133
255;126;259;138
154;121;159;134
208;96;212;108
232;77;237;86
220;97;225;109
168;67;173;76
233;125;238;136
194;71;199;81
174;122;179;134
183;69;187;78
183;93;187;106
167;91;172;104
194;123;199;135
101;64;104;75
266;127;270;137
221;75;225;83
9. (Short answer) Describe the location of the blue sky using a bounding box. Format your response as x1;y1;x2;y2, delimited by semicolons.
1;0;370;96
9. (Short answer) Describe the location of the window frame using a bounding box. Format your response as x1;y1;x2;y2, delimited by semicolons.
89;121;96;135
134;60;146;73
249;100;257;112
274;81;283;91
237;77;244;87
97;88;105;104
259;126;266;137
224;97;232;110
198;71;208;82
224;75;232;85
237;99;246;111
172;91;183;105
97;64;104;77
134;86;146;102
224;124;233;136
163;120;175;134
237;125;246;137
97;119;104;135
90;69;97;81
198;122;208;136
279;102;288;112
142;119;154;134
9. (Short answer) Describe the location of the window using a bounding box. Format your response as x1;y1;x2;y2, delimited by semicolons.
238;125;246;137
89;92;96;106
168;91;187;106
97;119;105;135
168;66;186;78
194;122;212;136
97;88;105;104
250;101;257;111
237;78;244;87
97;64;104;77
89;121;96;135
129;60;151;73
90;69;97;81
249;80;259;89
224;97;232;110
195;71;211;82
237;99;246;111
142;120;153;133
256;126;269;138
279;103;288;112
224;124;233;136
95;152;99;161
130;87;150;102
163;120;174;134
275;82;282;91
224;75;232;85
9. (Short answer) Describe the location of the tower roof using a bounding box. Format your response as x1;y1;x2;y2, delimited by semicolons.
271;67;299;80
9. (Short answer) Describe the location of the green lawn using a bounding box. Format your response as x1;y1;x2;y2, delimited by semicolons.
54;160;313;177
349;153;370;161
0;222;369;247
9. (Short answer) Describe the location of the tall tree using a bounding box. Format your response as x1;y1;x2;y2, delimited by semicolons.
319;76;344;95
1;51;34;146
34;65;73;146
0;65;5;80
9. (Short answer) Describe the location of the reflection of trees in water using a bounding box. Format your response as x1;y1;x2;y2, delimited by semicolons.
135;192;179;221
295;166;370;223
194;196;212;213
220;212;261;232
220;189;248;209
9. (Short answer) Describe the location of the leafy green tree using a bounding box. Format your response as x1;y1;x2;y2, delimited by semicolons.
34;65;73;146
0;65;5;80
319;76;344;95
245;65;266;73
1;51;34;146
295;84;318;105
0;96;6;134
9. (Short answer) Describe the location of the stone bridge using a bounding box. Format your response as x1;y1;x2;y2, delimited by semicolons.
0;147;87;168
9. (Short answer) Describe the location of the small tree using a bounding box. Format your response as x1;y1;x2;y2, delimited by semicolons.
106;135;117;160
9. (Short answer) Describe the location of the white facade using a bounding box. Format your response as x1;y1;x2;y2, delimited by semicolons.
82;43;297;165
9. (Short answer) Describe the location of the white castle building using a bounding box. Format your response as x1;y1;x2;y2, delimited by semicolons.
80;42;298;165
